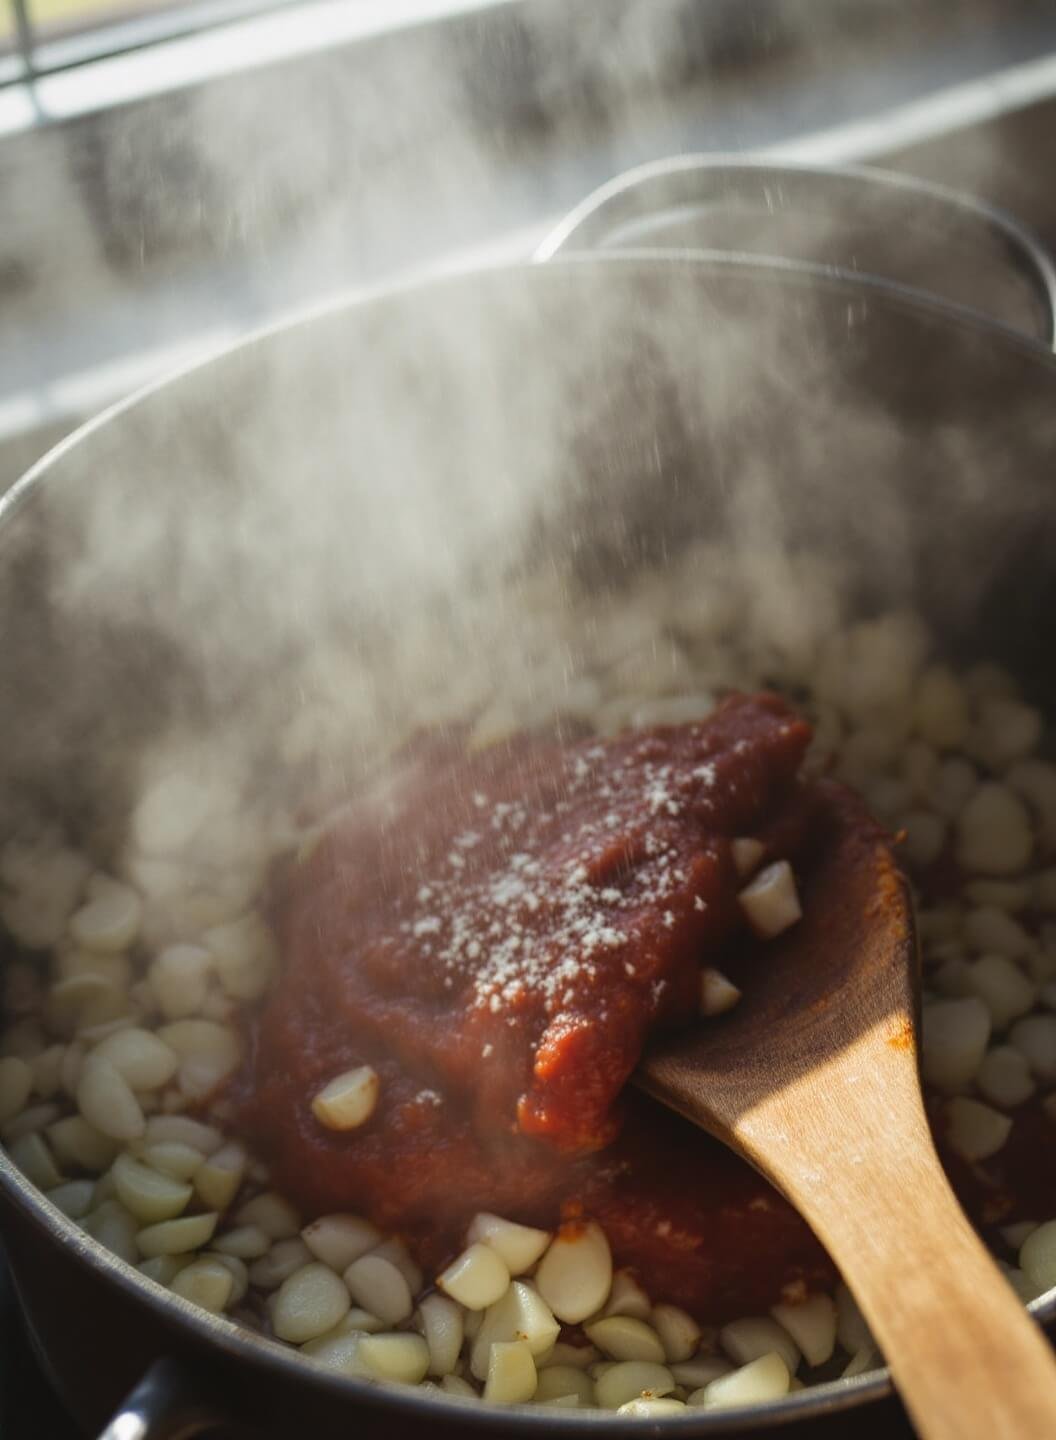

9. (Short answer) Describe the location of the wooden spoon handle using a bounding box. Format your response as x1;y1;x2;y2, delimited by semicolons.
748;1056;1056;1440
817;1146;1056;1440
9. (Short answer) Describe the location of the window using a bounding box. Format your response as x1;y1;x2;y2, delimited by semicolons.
0;0;301;82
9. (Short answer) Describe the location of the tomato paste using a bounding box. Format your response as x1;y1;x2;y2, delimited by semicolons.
236;694;833;1317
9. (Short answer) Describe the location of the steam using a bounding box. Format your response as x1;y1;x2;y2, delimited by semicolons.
4;3;1056;887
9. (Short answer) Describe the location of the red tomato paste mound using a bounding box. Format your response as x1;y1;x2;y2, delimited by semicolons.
235;693;833;1318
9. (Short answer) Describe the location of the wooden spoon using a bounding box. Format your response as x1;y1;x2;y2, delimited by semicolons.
638;780;1056;1440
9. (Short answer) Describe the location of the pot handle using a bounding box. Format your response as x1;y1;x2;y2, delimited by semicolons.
98;1356;238;1439
535;157;1056;349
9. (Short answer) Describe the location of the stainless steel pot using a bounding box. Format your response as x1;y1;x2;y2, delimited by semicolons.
3;254;1056;1438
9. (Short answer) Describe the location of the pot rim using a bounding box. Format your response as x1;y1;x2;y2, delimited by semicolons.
2;251;1055;1434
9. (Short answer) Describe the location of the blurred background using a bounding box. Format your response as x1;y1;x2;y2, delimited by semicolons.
4;0;1056;491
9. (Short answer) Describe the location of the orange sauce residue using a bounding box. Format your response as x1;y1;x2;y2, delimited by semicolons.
887;1017;914;1051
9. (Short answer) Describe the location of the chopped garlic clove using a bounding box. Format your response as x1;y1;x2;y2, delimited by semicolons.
466;1212;550;1274
699;968;742;1017
311;1066;379;1132
720;1316;800;1375
344;1254;413;1326
921;997;990;1093
360;1333;431;1386
415;1293;464;1377
651;1303;702;1363
271;1262;351;1343
586;1316;666;1364
137;1211;218;1259
437;1243;510;1312
770;1293;837;1367
738;861;802;939
483;1340;537;1404
171;1257;235;1313
700;1352;790;1409
302;1213;382;1272
535;1221;612;1324
946;1097;1013;1161
593;1360;675;1410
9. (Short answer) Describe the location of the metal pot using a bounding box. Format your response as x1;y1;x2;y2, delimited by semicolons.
3;254;1056;1437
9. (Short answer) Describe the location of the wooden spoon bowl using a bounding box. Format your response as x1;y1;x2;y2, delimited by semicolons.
639;781;1056;1440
